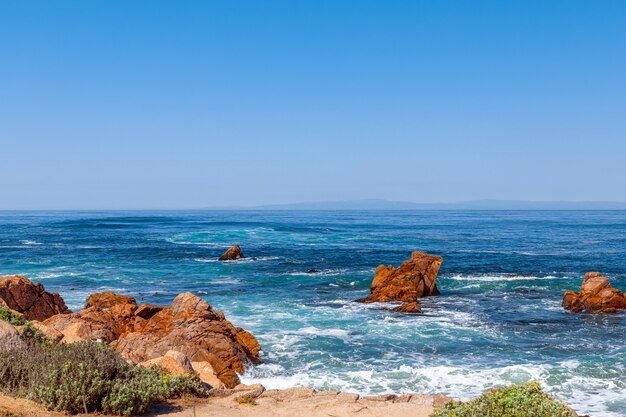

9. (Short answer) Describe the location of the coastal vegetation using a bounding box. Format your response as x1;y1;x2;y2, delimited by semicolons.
0;341;205;415
0;307;24;327
433;382;575;417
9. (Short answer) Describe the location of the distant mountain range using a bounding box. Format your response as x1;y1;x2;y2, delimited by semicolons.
207;199;626;210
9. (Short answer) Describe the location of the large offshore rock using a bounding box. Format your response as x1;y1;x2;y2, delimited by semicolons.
563;272;626;313
359;251;443;303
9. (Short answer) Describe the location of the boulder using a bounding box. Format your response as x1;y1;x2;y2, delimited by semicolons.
563;272;626;313
358;252;442;303
134;303;164;319
0;320;27;352
392;302;422;313
219;245;244;261
85;292;136;309
192;361;225;389
43;301;138;343
140;350;194;376
43;291;262;388
0;275;70;321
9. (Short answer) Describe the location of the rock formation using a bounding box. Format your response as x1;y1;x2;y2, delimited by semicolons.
43;291;262;388
0;320;27;352
563;272;626;313
358;251;443;304
140;350;195;376
85;292;136;309
0;275;70;321
392;302;422;313
219;245;244;261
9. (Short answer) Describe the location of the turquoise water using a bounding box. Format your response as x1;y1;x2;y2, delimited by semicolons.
1;210;625;416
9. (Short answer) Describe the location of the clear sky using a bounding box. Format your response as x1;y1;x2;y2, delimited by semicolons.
1;1;625;209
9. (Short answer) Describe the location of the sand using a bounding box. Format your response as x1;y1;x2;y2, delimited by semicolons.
0;387;447;417
146;387;448;417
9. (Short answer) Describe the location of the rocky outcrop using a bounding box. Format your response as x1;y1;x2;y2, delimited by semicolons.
43;292;262;388
358;252;443;303
0;320;27;352
192;361;225;389
219;245;244;261
140;350;194;376
563;272;626;313
392;302;422;313
85;292;136;309
113;292;262;388
0;275;70;321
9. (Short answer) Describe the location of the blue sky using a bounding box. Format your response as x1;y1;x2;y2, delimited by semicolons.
1;1;625;209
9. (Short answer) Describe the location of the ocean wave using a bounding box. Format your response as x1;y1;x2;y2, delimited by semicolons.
20;240;43;245
444;274;566;282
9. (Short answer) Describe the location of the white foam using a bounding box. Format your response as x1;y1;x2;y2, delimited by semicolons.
242;362;623;417
293;326;351;338
20;240;42;245
445;274;567;282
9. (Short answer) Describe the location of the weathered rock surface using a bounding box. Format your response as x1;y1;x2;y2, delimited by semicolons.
0;275;70;321
43;292;262;388
359;252;443;303
140;350;195;376
219;245;244;261
192;361;225;389
392;302;422;313
563;272;626;313
0;320;27;352
85;292;136;309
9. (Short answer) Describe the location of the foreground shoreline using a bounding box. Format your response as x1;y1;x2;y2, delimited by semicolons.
0;387;448;417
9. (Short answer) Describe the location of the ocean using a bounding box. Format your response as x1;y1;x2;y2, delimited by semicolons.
1;210;624;416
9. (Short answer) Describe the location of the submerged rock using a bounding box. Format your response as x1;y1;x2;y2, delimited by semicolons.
563;272;626;313
0;275;70;321
358;251;442;303
392;302;422;313
43;291;262;388
219;245;244;261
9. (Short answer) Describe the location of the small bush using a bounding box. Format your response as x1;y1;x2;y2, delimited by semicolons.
0;307;25;326
0;341;206;415
235;395;258;406
433;382;575;417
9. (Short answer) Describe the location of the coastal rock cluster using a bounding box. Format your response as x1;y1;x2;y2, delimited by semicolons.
43;291;262;387
563;272;626;313
0;276;261;388
358;251;443;312
0;275;70;321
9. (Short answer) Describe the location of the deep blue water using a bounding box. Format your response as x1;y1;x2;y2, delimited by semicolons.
1;210;625;416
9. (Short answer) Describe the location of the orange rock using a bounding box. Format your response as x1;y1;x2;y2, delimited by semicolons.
85;292;136;309
113;292;262;388
359;252;442;303
392;302;422;313
140;350;195;376
219;245;244;261
192;361;225;389
563;272;626;313
0;275;70;321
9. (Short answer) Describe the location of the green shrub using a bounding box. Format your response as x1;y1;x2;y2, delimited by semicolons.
433;382;575;417
0;307;25;326
0;341;206;415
